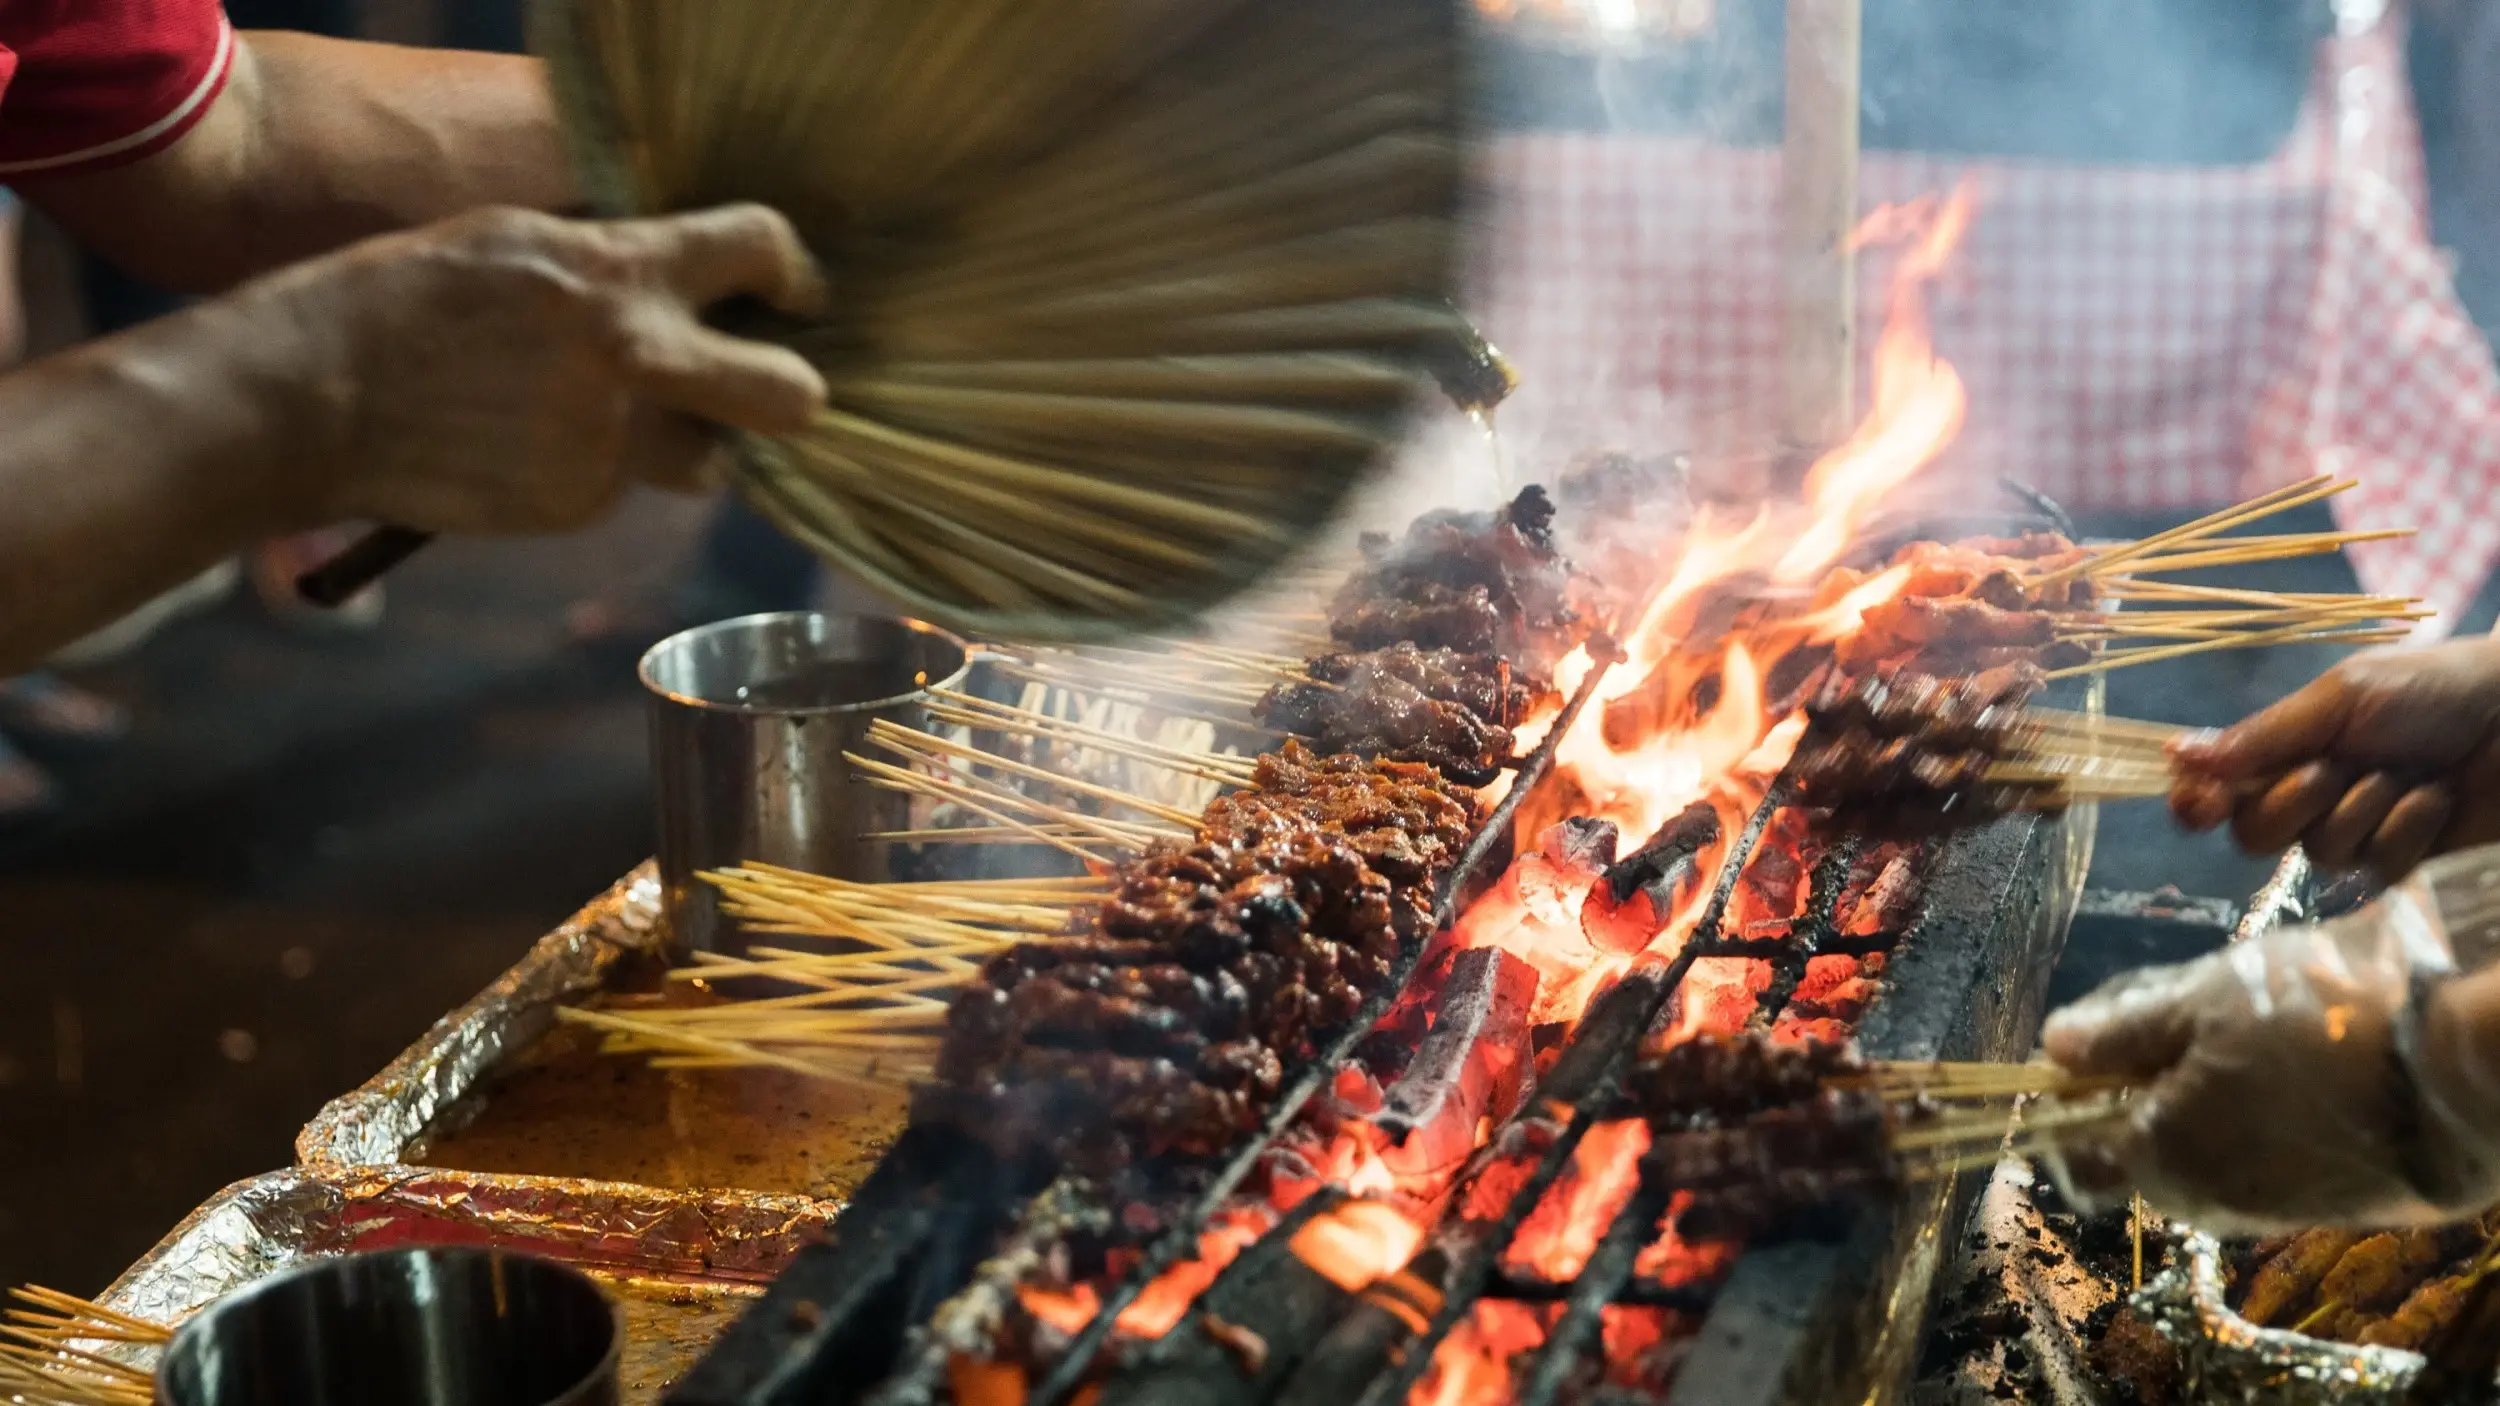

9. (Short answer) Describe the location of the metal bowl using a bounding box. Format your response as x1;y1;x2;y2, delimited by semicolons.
153;1247;620;1406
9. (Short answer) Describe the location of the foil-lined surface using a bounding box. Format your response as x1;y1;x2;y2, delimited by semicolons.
95;1165;841;1402
1915;1157;2439;1405
2132;1232;2422;1404
295;864;667;1168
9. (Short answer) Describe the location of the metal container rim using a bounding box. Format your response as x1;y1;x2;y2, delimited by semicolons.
154;1244;624;1406
636;610;973;718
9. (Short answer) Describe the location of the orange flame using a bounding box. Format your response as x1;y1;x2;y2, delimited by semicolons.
1505;1118;1654;1283
1292;1201;1429;1293
1774;185;1973;583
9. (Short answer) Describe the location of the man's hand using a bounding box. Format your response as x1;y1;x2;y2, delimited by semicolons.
2043;884;2500;1235
0;202;827;674
256;202;828;534
2168;640;2500;882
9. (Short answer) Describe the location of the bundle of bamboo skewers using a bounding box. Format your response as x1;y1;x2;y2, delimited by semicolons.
2032;475;2426;679
1980;707;2192;804
562;867;1108;1086
0;1285;167;1406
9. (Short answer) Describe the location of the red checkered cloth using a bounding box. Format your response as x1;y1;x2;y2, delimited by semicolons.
1453;5;2500;634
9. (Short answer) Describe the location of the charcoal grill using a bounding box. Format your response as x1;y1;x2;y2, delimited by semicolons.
661;730;2089;1404
662;500;2101;1406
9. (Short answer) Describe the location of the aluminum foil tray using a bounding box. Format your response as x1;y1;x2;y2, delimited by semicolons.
295;863;908;1200
296;864;671;1169
96;1164;841;1404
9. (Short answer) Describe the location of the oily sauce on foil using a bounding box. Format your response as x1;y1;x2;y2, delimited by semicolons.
410;984;908;1199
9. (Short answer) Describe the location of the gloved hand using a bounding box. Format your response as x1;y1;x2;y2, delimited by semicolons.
2042;851;2500;1235
2168;639;2500;884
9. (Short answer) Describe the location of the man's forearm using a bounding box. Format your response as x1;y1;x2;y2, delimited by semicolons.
0;301;317;672
27;34;580;292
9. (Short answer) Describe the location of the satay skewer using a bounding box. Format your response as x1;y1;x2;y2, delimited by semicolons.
868;719;1208;829
842;754;1154;864
982;656;1273;721
919;690;1261;787
980;655;1290;735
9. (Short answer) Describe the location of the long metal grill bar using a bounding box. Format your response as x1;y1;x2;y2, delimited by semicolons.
1511;835;1861;1406
1023;652;1624;1406
1346;778;1794;1406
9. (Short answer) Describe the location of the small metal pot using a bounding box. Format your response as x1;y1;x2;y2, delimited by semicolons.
639;611;972;954
154;1247;620;1406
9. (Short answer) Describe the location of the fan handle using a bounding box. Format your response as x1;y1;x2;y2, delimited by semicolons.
296;526;435;607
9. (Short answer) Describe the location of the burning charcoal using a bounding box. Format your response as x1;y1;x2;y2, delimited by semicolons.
1582;804;1717;955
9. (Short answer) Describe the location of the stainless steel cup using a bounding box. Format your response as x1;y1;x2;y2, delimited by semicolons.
154;1247;620;1406
640;611;971;954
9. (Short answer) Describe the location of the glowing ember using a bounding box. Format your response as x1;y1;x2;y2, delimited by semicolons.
1292;1200;1429;1292
1414;1301;1548;1406
1505;1118;1652;1283
1020;1207;1275;1339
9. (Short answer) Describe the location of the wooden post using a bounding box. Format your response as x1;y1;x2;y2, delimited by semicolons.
1780;0;1863;461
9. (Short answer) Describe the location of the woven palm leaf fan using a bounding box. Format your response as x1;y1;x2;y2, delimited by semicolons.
532;0;1474;643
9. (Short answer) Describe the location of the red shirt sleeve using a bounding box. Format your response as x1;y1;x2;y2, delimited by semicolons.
0;0;233;179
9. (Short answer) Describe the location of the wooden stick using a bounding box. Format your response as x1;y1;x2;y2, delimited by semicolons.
2107;530;2416;577
2132;1194;2146;1290
847;748;1180;845
842;753;1133;863
6;1291;166;1346
556;1007;929;1086
2101;580;2419;610
917;708;1257;790
2047;622;2412;680
922;690;1259;786
985;659;1285;738
2028;475;2346;588
869;718;1206;828
862;824;1108;846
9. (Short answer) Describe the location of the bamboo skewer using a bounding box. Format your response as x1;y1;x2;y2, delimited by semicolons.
869;718;1207;828
923;688;1260;786
985;658;1288;738
0;1286;167;1406
845;751;1175;860
2047;621;2412;681
2028;475;2352;588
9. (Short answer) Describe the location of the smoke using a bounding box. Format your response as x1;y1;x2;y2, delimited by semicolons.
1480;0;2330;161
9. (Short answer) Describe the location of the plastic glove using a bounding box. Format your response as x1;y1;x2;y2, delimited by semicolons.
2042;845;2500;1235
2168;639;2500;884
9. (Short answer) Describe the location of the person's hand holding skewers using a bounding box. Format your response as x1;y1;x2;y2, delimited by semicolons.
2167;638;2500;884
2042;855;2500;1233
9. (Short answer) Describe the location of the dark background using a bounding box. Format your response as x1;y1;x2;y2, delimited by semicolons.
2;0;2497;1298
